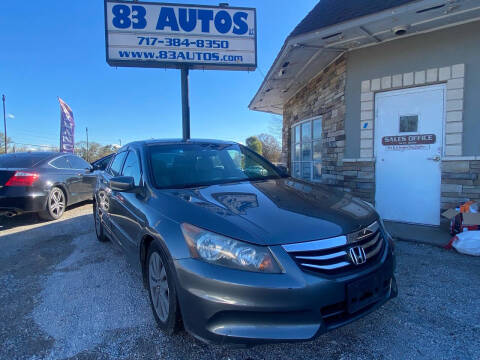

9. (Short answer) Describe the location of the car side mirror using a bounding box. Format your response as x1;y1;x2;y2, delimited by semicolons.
276;164;289;176
87;165;94;173
109;176;135;192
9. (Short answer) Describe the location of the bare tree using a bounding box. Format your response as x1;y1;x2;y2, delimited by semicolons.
0;132;12;154
257;133;281;163
268;115;283;143
75;141;115;162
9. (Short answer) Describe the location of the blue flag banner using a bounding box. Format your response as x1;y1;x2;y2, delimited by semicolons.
58;98;75;153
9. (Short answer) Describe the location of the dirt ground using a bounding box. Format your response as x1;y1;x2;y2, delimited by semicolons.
1;203;479;360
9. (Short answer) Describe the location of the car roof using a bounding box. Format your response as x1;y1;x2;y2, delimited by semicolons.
0;152;68;168
7;151;81;157
7;151;59;157
120;139;237;151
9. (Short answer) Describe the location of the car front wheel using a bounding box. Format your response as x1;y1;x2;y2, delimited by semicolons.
94;200;108;242
147;241;182;335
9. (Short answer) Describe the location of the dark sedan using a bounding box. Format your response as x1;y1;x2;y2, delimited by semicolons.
94;139;397;345
0;152;96;220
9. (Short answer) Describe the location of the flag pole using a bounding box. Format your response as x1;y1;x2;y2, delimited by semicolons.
57;97;61;152
86;127;89;162
2;94;7;154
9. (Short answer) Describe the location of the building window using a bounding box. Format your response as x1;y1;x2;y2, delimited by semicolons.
399;115;419;133
291;117;322;181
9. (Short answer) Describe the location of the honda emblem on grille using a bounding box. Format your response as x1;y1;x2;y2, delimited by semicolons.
348;246;367;265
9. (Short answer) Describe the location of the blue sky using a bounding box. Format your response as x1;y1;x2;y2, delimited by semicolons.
0;0;317;148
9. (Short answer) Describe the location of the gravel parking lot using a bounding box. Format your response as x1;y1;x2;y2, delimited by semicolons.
1;204;479;360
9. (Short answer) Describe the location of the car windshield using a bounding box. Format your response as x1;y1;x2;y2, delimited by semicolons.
0;153;52;168
149;143;283;189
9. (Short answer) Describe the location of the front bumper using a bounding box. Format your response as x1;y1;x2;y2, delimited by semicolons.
174;240;397;345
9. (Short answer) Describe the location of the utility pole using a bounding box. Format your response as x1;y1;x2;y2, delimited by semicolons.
2;95;6;154
86;127;89;162
119;139;121;147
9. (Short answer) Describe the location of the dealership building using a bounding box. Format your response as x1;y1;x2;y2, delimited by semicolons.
250;0;480;226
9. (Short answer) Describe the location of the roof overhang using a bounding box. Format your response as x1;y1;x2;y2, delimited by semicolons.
250;0;480;114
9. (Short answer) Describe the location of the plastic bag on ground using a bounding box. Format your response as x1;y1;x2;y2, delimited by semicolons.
452;231;480;256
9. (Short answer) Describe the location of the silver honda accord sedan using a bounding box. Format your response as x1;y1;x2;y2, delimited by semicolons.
94;139;397;345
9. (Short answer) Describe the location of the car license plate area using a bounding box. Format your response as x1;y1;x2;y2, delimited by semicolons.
347;273;391;314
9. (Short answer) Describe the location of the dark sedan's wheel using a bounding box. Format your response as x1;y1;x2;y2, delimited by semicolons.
94;200;108;242
147;242;181;335
39;187;66;221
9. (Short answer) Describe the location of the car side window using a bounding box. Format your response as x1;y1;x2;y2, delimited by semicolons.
109;152;127;176
51;156;70;169
68;156;90;170
121;151;141;186
98;155;112;170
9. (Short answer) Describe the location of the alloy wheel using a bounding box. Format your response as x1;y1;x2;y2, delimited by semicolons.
149;252;170;322
49;188;65;218
94;202;102;237
98;191;109;211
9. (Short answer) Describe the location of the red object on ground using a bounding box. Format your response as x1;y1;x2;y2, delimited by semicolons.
444;236;457;250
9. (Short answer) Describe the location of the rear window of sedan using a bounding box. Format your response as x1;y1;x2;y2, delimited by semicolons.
0;153;52;168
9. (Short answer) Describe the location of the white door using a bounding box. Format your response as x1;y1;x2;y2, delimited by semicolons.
375;84;445;225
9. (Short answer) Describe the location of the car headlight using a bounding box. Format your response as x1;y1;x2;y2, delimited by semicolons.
362;201;394;241
181;223;282;273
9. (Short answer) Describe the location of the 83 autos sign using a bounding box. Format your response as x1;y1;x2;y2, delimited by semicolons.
105;0;256;70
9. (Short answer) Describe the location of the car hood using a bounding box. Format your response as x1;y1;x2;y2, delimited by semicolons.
159;178;378;246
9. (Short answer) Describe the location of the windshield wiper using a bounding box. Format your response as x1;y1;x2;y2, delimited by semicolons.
247;175;281;182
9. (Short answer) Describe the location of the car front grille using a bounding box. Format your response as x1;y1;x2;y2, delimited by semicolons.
282;221;384;275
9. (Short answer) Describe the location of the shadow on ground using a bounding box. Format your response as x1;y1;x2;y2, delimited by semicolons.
0;201;92;233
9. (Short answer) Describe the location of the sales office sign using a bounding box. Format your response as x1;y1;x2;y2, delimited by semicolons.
104;0;257;71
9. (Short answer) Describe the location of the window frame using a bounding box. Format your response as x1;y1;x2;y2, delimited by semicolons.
121;150;143;187
49;155;71;170
291;116;323;182
67;155;90;170
107;151;128;177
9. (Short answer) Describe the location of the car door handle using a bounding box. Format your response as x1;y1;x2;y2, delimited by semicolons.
427;156;441;162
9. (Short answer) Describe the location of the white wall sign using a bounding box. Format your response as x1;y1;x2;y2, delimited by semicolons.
104;0;257;71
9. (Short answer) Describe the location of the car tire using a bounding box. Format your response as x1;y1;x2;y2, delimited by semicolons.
147;241;182;335
38;186;66;221
94;200;108;242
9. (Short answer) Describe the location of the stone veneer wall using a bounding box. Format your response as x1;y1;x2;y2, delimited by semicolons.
441;160;480;210
283;56;347;186
282;54;375;202
342;160;375;203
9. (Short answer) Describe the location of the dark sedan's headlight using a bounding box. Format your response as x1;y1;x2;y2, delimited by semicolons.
181;223;282;273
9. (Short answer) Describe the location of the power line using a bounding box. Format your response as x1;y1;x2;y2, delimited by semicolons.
10;134;58;143
11;141;57;149
257;67;267;79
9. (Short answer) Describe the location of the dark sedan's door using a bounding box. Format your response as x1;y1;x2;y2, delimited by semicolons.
67;156;96;201
49;156;84;204
109;150;146;255
100;151;128;249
